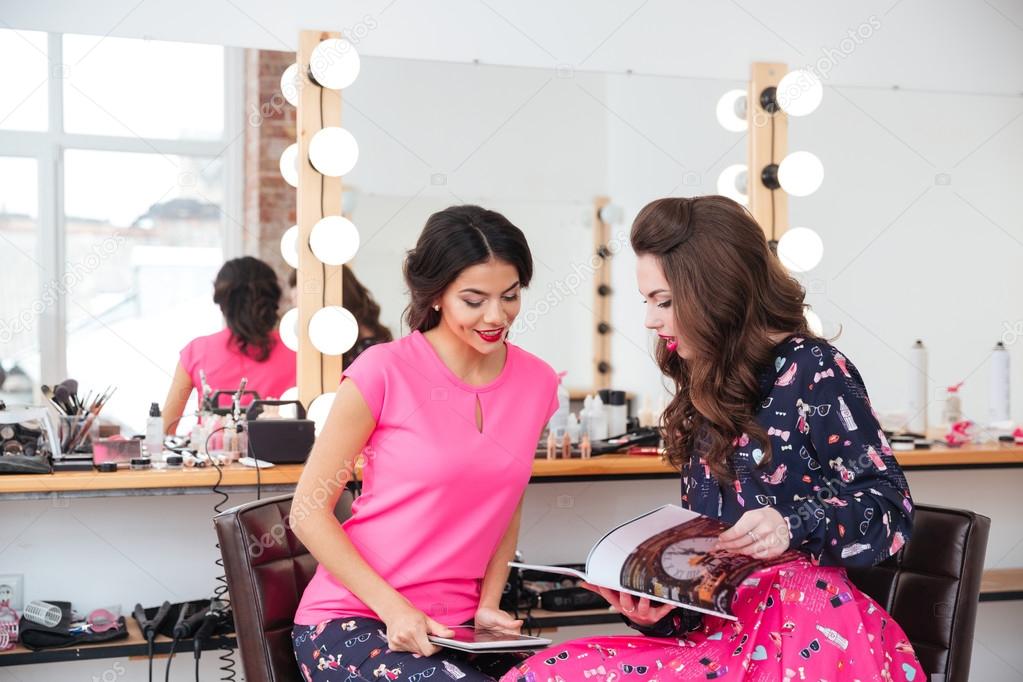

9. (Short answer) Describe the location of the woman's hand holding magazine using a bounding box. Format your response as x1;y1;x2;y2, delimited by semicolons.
579;582;675;627
509;505;805;621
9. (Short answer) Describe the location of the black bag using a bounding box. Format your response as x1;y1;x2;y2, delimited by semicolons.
0;453;52;474
18;601;127;651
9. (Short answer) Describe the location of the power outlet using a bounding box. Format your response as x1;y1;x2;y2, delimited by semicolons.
0;574;24;611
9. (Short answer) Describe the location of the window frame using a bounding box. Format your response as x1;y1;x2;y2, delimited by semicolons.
0;31;245;386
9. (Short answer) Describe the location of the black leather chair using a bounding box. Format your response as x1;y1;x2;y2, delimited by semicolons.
846;503;990;682
215;497;989;682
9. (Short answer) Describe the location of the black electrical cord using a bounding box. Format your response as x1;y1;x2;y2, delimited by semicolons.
215;630;237;682
203;425;238;681
248;431;262;501
164;637;179;682
769;113;776;242
319;83;327;397
204;426;230;513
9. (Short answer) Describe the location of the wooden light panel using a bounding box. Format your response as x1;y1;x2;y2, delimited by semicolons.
747;61;789;243
296;30;345;407
593;196;612;390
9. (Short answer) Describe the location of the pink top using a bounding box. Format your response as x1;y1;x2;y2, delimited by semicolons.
294;330;559;626
179;328;296;404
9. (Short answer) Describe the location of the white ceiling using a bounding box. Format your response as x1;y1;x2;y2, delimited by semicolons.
3;0;1022;95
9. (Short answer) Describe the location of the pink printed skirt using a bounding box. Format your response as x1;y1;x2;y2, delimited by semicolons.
500;558;925;682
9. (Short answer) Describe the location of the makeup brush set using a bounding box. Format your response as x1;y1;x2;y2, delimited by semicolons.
41;379;116;458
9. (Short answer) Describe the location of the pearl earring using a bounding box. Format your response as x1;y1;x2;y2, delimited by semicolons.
433;305;440;311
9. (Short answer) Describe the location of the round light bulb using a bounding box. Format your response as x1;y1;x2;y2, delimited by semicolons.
308;392;335;436
279;143;299;188
804;309;823;336
279;386;299;419
716;164;748;205
598;204;624;225
309;38;361;90
309;216;360;266
280;225;299;268
280;307;300;351
777;69;823;117
777;227;824;273
715;89;748;132
309;127;358;177
308;306;359;356
280;63;300;107
778;151;824;197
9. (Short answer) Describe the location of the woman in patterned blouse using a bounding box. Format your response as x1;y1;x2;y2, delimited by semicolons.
502;197;925;682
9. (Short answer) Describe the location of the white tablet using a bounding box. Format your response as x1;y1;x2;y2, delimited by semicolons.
428;626;552;652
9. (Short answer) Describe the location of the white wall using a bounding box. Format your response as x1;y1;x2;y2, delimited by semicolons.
339;53;1023;426
341;58;609;389
5;1;1022;96
603;73;1023;429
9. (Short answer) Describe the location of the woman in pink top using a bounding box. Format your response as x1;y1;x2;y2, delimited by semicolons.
291;205;559;682
162;256;295;433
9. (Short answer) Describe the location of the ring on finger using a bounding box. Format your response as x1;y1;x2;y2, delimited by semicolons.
746;530;759;544
622;606;636;613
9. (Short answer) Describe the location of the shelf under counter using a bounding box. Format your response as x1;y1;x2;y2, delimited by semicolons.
4;577;1020;668
0;614;236;666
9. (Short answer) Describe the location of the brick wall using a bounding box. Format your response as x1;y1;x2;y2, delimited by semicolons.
243;48;296;285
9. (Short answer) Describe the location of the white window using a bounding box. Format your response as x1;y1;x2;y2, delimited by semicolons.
0;29;244;432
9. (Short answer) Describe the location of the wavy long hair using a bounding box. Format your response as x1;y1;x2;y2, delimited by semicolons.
213;256;282;362
631;196;818;484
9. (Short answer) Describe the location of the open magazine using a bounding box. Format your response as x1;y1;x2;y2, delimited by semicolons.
510;505;802;621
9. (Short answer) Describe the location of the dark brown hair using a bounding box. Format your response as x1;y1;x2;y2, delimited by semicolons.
631;196;818;484
403;205;533;333
288;265;393;345
213;256;282;362
341;265;393;345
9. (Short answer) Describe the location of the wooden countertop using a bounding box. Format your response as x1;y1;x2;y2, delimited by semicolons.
0;446;1021;497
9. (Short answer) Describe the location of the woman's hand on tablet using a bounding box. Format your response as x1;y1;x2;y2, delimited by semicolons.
381;603;453;657
474;605;523;634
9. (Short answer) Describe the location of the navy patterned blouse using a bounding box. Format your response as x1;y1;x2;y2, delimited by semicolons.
681;334;914;568
627;335;915;637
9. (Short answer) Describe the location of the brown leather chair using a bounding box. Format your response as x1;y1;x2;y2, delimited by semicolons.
847;503;990;682
215;496;989;682
213;492;354;682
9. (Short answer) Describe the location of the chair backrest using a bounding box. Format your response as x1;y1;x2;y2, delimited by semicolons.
214;493;353;682
846;503;990;682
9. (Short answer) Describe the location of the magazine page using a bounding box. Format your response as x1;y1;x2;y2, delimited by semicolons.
588;505;799;618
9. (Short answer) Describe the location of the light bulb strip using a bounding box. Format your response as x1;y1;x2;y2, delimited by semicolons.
294;30;353;409
746;62;790;243
592;196;614;391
